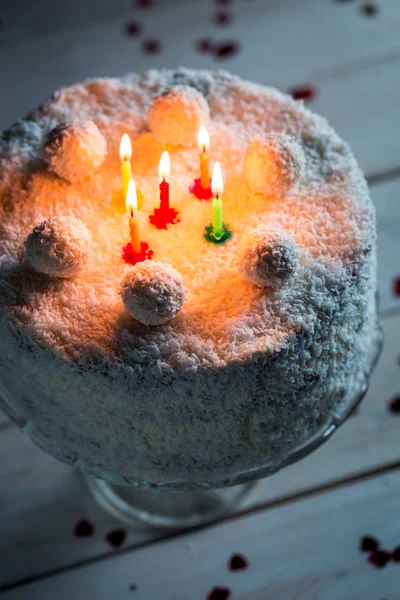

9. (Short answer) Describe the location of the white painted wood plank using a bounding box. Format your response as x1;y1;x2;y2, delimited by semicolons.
0;314;399;589
2;0;400;74
374;178;400;314
311;55;400;178
4;470;400;600
0;0;399;179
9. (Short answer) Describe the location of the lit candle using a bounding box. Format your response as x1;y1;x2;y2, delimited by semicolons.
126;179;141;255
198;126;210;190
211;162;224;240
159;151;171;214
120;134;132;201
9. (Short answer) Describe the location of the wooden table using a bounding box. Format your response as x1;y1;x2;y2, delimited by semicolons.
0;1;399;598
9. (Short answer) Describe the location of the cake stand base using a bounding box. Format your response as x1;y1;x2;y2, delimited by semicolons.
83;476;255;529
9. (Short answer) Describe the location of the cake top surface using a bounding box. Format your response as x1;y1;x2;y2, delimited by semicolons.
0;68;374;376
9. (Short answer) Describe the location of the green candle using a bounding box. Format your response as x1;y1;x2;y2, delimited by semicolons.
211;162;224;240
212;195;223;240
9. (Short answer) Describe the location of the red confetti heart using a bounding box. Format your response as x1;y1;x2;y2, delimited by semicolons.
214;41;240;59
360;535;379;552
392;546;400;562
124;21;142;37
393;276;400;296
228;553;249;571
207;588;231;600
134;0;154;7
289;84;317;103
215;0;232;4
106;528;127;548
360;3;379;16
142;39;162;54
388;395;400;414
368;550;390;568
196;38;214;53
213;12;233;26
74;519;95;537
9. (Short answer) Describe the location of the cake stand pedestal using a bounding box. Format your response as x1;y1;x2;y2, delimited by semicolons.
83;476;255;529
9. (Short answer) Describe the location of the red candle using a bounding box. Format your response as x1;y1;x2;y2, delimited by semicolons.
159;151;170;215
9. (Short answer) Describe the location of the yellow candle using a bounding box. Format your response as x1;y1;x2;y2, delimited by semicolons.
198;126;210;190
126;179;141;254
211;162;224;240
120;134;132;201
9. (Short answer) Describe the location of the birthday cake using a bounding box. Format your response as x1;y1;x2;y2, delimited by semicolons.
0;69;380;486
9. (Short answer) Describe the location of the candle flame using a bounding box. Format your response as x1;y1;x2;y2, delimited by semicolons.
198;126;210;152
119;133;132;161
211;162;223;198
159;151;171;181
126;179;138;214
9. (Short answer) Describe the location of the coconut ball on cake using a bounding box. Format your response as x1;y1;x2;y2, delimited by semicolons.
44;121;107;183
120;260;185;326
148;85;210;147
24;216;92;278
244;133;305;197
238;224;299;288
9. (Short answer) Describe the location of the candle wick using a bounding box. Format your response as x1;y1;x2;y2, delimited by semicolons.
203;146;206;154
130;209;134;218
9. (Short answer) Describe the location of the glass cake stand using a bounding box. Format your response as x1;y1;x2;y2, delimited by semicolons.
0;326;383;530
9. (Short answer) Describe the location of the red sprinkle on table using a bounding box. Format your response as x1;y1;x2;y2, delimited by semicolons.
106;528;127;548
228;553;249;571
214;41;240;59
289;84;317;103
124;21;142;37
142;39;162;54
74;519;95;537
134;0;154;7
196;38;214;53
213;12;233;26
361;3;379;16
392;546;400;562
360;535;379;552
388;395;400;414
207;587;231;600
368;550;391;568
393;276;400;296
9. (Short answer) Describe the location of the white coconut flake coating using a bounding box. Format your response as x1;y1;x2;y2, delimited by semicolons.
0;69;379;486
120;260;185;326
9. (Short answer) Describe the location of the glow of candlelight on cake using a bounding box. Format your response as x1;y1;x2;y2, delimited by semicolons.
126;179;141;254
198;126;211;190
120;134;132;200
159;151;171;182
211;162;224;240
